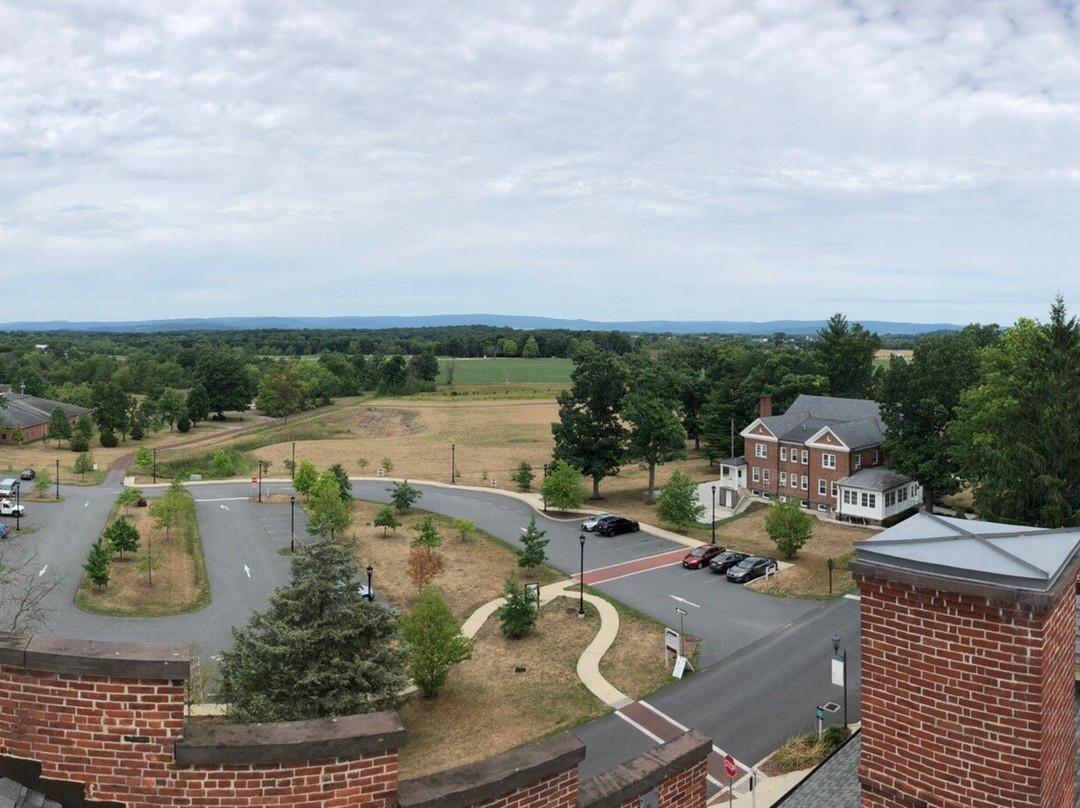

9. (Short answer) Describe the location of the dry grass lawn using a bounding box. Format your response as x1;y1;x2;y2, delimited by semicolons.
77;503;208;616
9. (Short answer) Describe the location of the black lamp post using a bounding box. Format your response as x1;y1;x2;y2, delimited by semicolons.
366;564;375;602
290;495;296;553
578;534;586;617
711;485;717;545
55;458;60;500
832;632;848;728
291;442;296;480
152;448;157;484
451;443;455;484
15;481;20;531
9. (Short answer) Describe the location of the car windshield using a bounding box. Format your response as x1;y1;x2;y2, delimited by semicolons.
690;548;707;557
736;559;755;569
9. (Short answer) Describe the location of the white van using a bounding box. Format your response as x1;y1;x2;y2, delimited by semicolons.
0;479;18;497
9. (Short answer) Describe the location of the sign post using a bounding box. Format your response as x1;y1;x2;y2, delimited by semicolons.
724;754;737;807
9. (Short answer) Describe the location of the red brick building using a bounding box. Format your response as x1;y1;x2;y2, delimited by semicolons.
731;394;920;522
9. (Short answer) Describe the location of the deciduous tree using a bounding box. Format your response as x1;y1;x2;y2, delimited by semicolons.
47;406;72;447
766;498;813;558
388;479;422;513
399;586;472;698
373;507;401;536
307;472;351;539
103;518;140;559
655;470;704;531
293;460;319;500
406;545;445;592
539;460;587;512
812;313;881;399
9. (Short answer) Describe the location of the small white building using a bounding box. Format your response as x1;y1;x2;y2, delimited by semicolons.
835;467;922;525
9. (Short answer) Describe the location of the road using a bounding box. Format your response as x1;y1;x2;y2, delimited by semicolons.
6;474;861;784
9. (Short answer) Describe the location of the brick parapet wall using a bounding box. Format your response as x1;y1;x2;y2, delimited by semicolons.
579;730;710;808
856;574;1077;808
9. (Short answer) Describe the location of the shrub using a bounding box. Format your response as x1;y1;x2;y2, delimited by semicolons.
177;417;192;433
823;724;851;752
69;433;90;452
99;430;118;448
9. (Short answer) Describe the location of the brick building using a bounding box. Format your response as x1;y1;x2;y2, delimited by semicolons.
777;511;1080;807
727;394;920;523
0;391;90;444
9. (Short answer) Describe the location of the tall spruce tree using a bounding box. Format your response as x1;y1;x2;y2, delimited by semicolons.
219;538;407;722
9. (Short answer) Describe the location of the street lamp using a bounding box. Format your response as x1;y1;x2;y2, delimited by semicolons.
55;458;60;500
711;485;717;545
832;632;848;728
451;443;456;484
15;481;20;531
366;564;375;602
676;607;688;657
290;495;296;553
153;448;157;484
291;442;296;480
578;534;586;617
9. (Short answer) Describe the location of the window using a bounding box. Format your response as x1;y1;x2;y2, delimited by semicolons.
755;443;767;458
819;479;827;496
791;474;799;489
831;483;839;497
752;467;760;483
780;447;787;462
801;475;808;490
802;450;809;465
822;453;836;469
818;504;828;512
873;449;880;465
842;490;855;505
763;469;771;485
885;491;896;507
861;492;876;508
854;454;862;470
779;471;787;488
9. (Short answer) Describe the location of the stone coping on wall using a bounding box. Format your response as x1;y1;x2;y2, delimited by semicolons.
578;730;712;808
175;711;406;765
0;633;191;680
397;732;586;808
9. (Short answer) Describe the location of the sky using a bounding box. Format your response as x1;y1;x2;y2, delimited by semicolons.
2;1;1080;326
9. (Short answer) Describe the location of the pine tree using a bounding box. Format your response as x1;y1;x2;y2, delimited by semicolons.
218;538;407;722
517;516;549;569
83;538;112;590
498;576;538;639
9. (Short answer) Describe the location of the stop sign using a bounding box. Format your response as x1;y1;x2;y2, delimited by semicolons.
724;754;738;778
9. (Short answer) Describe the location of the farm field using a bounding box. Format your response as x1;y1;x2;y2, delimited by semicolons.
437;356;573;385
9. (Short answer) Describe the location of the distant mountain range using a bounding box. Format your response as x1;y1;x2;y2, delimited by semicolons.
0;314;962;336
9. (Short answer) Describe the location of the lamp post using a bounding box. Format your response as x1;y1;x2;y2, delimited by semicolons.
15;481;20;531
290;495;296;553
152;448;157;484
542;464;549;512
711;485;717;545
832;632;848;728
451;443;456;484
676;607;687;657
291;442;296;480
55;458;60;500
578;534;586;617
366;565;375;602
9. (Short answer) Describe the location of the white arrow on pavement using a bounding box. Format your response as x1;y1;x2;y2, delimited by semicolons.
670;595;701;609
38;565;48;577
220;504;229;511
244;565;251;578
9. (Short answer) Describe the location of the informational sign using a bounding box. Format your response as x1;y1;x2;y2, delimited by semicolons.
832;657;845;687
251;476;257;487
673;655;689;679
664;628;680;654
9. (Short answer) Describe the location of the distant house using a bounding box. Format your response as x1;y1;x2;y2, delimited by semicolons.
873;348;913;362
720;394;921;523
0;390;91;444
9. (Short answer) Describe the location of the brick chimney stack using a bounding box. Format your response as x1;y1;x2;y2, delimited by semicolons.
759;394;772;418
852;514;1079;808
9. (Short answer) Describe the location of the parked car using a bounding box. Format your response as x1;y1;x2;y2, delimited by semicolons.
20;468;35;481
596;516;640;536
708;551;748;574
726;556;777;583
0;523;6;538
0;500;25;517
0;479;18;497
681;545;726;569
580;513;615;532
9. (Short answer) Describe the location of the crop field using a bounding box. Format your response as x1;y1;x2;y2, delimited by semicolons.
437;357;573;385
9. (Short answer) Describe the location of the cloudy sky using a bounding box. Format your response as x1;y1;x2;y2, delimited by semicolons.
2;1;1079;326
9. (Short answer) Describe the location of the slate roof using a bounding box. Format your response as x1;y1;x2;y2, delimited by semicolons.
854;512;1080;594
747;395;884;450
0;394;90;429
0;779;61;808
835;467;912;492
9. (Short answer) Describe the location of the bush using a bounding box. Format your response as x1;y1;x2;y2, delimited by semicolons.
129;422;145;440
498;576;538;639
69;433;90;452
822;724;851;751
99;430;118;448
177;417;192;433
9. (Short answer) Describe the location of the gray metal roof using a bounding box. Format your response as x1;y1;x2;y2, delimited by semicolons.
0;779;61;808
836;467;912;492
0;394;90;429
755;395;884;449
854;512;1080;594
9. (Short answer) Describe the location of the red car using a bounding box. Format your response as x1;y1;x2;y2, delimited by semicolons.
681;544;727;569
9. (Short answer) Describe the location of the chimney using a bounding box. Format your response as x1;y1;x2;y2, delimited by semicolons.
758;395;772;418
852;514;1079;808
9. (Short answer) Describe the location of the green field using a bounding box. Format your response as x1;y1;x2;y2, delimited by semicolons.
437;357;573;385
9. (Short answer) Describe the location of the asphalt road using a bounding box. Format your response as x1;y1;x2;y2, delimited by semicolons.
5;474;862;785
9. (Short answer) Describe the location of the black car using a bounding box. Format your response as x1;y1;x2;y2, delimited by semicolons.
726;556;776;583
596;516;640;536
20;468;35;481
708;551;748;574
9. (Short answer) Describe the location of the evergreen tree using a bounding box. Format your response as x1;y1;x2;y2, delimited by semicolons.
330;463;352;502
498;576;538;639
655;470;704;531
812;313;881;399
219;538;408;722
73;452;93;479
83;538;112;590
512;461;535;492
517;516;549;569
552;344;629;499
399;586;472;698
